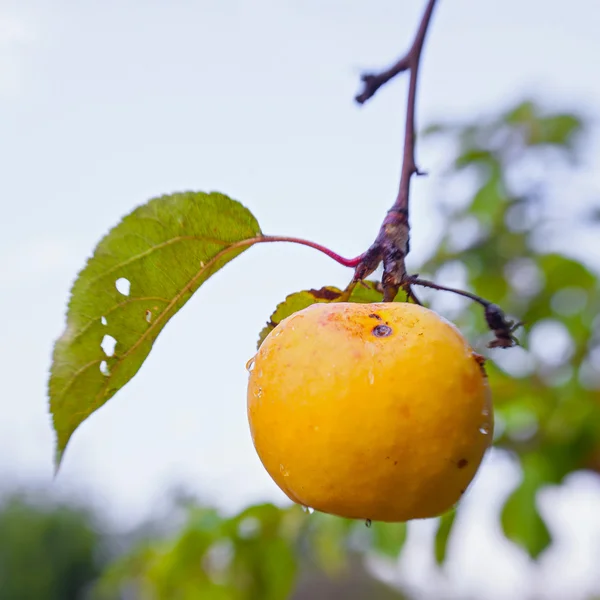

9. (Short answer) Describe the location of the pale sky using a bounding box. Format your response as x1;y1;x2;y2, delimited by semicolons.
2;2;600;599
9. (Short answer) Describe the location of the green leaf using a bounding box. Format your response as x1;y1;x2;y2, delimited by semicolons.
500;455;552;559
421;122;451;137
307;514;355;574
538;253;597;292
434;509;457;565
504;100;538;125
469;172;506;228
245;537;296;600
370;522;408;559
532;115;582;148
227;504;297;600
454;148;496;170
502;101;582;150
257;281;386;348
49;191;262;467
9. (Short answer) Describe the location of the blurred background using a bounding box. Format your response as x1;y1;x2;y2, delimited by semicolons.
2;1;600;598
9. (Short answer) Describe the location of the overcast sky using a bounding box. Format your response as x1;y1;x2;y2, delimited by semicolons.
2;1;600;598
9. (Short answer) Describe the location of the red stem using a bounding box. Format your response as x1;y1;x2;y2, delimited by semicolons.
257;235;364;268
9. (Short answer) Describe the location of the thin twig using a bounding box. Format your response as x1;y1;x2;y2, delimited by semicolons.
408;276;490;307
352;0;439;299
405;285;423;305
408;275;522;348
355;57;410;105
356;0;437;215
394;0;437;214
355;0;437;106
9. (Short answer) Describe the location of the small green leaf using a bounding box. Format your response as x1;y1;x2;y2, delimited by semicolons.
434;509;457;565
500;455;552;559
504;100;538;125
469;172;506;227
228;505;296;600
49;191;262;468
538;253;596;291
370;522;408;559
247;537;296;600
308;513;356;574
532;115;582;148
421;122;450;136
502;101;582;150
257;281;386;348
454;148;495;170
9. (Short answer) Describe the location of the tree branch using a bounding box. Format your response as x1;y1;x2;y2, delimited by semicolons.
271;1;519;348
394;0;437;214
352;0;439;301
355;0;437;108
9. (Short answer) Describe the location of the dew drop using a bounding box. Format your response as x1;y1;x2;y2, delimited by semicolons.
301;506;314;515
255;387;263;398
115;277;131;296
279;464;290;477
99;361;110;376
479;423;491;435
145;310;152;323
365;519;372;528
200;261;205;268
246;357;256;372
100;316;107;326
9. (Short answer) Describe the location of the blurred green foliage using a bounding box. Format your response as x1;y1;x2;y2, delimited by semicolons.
95;503;299;600
421;99;600;560
0;494;105;600
92;503;407;600
0;496;405;599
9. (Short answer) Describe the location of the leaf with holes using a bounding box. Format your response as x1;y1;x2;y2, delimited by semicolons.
49;191;262;468
257;281;392;348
